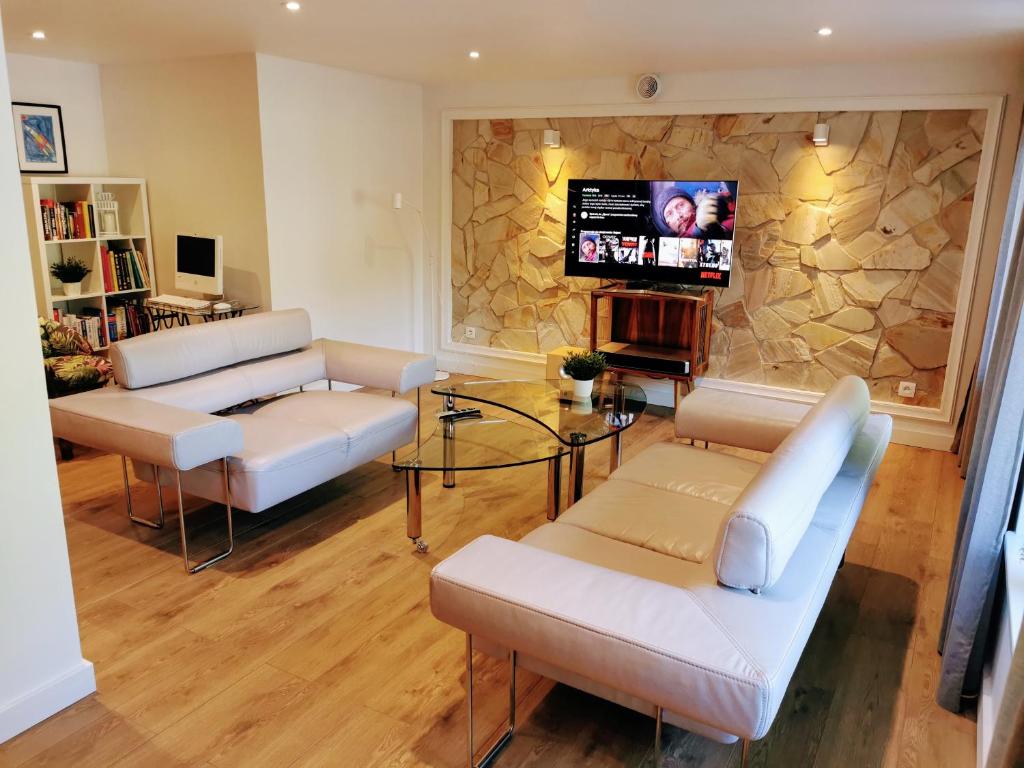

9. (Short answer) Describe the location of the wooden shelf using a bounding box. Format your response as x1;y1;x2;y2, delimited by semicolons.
589;287;714;386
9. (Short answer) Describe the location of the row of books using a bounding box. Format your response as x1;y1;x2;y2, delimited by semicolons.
100;245;151;293
52;309;106;350
52;301;153;347
40;199;95;241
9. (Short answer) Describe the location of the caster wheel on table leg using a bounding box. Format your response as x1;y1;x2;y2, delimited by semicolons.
412;538;429;553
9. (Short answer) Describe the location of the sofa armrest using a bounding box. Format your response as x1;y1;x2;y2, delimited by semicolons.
676;388;810;452
319;338;435;395
431;534;768;739
49;392;243;470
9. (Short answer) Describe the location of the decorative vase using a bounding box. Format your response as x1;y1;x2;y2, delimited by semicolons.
62;281;82;297
572;378;594;400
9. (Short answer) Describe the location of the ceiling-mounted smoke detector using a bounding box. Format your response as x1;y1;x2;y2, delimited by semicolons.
635;73;662;101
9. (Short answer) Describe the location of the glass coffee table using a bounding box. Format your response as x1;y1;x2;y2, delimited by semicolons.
392;379;647;552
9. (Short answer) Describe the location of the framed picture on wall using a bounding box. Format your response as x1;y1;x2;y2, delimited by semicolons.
10;102;68;174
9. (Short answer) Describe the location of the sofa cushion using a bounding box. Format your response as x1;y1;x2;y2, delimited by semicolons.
251;390;417;467
609;441;762;505
555;442;760;563
165;414;348;513
715;375;870;592
675;387;810;453
111;308;312;389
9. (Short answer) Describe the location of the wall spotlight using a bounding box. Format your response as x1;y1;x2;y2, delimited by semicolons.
543;129;561;148
812;123;830;147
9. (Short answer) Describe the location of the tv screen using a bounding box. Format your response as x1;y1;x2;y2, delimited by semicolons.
565;179;738;287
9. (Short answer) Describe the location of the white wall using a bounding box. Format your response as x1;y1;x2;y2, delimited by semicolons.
256;54;424;349
423;55;1024;442
0;26;95;743
101;54;271;308
6;53;108;175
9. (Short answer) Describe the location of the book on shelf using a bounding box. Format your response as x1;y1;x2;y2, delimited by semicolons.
39;199;96;241
101;244;150;292
52;309;105;349
52;299;151;346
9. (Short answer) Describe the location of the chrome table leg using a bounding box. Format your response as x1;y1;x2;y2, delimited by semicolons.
547;454;562;521
568;435;586;507
466;634;516;768
609;431;622;474
442;393;456;488
123;456;164;529
406;466;427;553
176;458;234;574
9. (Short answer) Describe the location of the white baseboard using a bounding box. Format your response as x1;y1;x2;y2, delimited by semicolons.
438;345;956;450
0;659;96;744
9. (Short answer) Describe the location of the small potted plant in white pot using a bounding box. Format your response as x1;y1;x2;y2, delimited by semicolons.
50;256;91;297
561;350;608;401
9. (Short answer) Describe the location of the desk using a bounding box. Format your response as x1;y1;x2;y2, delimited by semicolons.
144;299;259;330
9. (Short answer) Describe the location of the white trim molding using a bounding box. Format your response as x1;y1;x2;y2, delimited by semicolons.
0;659;95;744
437;94;1008;450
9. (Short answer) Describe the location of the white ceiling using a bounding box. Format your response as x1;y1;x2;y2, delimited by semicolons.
2;0;1023;84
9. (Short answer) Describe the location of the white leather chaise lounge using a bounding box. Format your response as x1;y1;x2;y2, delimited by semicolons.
430;376;891;765
49;308;435;572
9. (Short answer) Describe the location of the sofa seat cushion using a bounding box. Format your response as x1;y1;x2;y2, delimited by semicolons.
610;442;762;505
554;442;761;564
162;414;349;513
252;390;417;466
556;479;728;564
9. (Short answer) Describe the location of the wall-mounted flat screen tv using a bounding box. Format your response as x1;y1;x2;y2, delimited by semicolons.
564;179;739;287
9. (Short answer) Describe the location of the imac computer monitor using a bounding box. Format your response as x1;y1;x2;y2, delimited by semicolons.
175;234;223;295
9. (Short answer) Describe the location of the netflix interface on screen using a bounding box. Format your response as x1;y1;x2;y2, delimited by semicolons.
565;179;738;288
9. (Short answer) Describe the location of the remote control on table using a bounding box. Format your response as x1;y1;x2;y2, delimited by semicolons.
438;407;482;421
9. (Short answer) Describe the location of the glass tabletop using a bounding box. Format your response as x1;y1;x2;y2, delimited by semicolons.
393;416;566;472
430;378;647;447
144;298;260;317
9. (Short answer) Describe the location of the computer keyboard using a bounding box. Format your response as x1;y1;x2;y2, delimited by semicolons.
149;294;212;309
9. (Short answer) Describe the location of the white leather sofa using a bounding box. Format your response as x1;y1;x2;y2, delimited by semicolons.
430;376;891;765
49;308;435;572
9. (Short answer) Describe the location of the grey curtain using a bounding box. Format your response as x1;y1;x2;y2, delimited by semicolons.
938;128;1024;712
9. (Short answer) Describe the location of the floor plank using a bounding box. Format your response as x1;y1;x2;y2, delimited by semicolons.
0;379;977;767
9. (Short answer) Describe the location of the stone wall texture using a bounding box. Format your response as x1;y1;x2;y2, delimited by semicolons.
451;110;985;407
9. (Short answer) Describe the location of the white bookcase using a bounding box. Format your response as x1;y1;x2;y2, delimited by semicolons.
23;176;157;351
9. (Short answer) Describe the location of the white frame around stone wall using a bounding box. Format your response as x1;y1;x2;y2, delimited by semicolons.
437;94;1007;449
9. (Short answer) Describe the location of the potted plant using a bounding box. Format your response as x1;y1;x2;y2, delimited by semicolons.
50;256;91;297
561;350;608;400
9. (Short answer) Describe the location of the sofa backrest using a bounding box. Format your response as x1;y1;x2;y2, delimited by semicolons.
110;308;312;390
714;375;870;592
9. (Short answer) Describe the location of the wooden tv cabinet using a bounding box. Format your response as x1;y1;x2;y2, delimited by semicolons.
588;287;714;397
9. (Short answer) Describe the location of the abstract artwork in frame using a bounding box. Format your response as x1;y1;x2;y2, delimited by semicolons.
11;102;67;174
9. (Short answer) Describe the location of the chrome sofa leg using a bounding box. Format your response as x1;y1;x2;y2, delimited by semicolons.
654;706;663;766
466;634;516;768
123;456;165;529
176;458;234;574
741;738;750;767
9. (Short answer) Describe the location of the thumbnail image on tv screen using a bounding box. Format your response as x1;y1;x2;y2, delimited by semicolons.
565;179;738;287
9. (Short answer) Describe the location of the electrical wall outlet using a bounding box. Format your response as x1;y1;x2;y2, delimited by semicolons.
465;326;477;340
897;381;917;398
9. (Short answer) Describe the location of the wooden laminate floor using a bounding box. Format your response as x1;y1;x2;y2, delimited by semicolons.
1;381;976;767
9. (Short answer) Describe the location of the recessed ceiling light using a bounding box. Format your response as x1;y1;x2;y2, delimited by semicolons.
31;30;46;40
817;27;833;36
468;51;480;59
284;1;301;11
